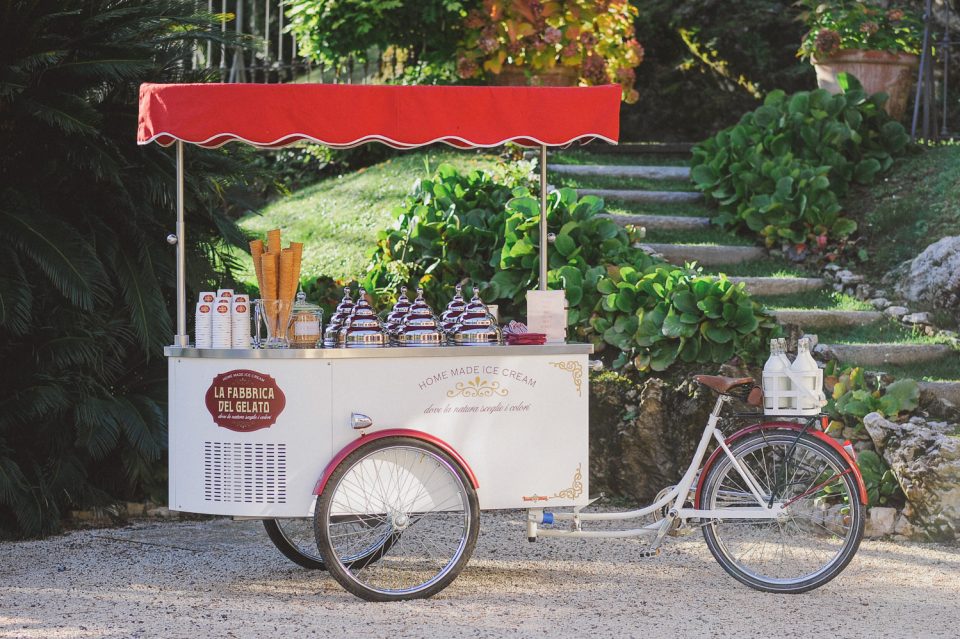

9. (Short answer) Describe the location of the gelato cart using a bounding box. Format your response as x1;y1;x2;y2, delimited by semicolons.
138;83;866;602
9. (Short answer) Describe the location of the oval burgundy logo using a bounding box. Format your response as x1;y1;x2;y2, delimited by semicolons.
205;369;286;432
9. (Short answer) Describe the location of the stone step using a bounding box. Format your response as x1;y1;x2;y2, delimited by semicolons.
549;164;691;180
728;277;825;296
598;212;710;230
575;141;694;155
917;381;960;406
818;343;955;367
637;243;765;265
578;188;703;204
771;309;884;329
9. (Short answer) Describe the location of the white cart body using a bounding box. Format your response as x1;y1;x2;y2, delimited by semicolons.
166;345;590;516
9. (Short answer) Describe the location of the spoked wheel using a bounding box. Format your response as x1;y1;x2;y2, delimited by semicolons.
698;431;864;593
315;436;479;601
263;518;325;569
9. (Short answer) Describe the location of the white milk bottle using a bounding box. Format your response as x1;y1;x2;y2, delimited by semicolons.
790;337;821;412
762;338;786;412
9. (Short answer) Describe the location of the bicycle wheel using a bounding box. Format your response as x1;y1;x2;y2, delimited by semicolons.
315;436;479;601
698;431;864;593
263;518;325;570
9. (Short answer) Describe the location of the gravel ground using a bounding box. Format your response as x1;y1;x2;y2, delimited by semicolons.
1;513;958;639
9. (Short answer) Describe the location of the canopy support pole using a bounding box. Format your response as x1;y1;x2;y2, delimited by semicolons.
539;145;548;291
175;141;189;347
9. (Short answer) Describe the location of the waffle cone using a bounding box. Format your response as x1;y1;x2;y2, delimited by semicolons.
261;253;278;298
279;250;295;304
267;229;282;255
249;239;264;294
290;242;303;300
260;253;279;335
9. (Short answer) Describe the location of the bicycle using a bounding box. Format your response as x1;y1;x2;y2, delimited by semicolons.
527;374;867;594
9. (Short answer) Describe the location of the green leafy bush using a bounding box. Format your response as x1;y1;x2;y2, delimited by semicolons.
857;449;903;507
823;364;914;508
828;365;919;421
360;163;779;371
691;76;910;248
590;266;779;371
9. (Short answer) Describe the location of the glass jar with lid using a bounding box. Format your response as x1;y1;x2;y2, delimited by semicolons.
290;291;323;348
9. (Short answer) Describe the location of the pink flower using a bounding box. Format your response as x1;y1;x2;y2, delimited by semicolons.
860;21;879;35
543;26;562;45
457;57;479;78
616;67;635;83
579;31;597;48
582;53;607;84
815;28;841;56
561;42;579;58
886;9;905;22
479;36;498;54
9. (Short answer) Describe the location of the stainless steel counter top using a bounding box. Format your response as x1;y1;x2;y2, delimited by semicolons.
165;343;594;359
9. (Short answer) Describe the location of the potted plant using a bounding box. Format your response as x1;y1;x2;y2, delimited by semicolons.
456;0;644;103
798;1;922;120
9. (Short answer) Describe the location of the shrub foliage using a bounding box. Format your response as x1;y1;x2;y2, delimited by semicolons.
691;76;909;248
361;163;778;372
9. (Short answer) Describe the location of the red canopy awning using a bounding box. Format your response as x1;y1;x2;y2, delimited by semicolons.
137;83;620;149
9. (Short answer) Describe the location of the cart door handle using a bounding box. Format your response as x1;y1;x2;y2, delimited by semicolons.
351;412;373;430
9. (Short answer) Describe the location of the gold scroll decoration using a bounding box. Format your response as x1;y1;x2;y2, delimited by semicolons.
446;376;509;398
549;360;583;397
552;463;583;500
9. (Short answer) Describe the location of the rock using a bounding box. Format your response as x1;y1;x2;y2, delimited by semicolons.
869;297;891;310
901;312;931;325
883;305;909;319
862;412;960;541
125;502;145;517
854;440;875;452
895;512;917;537
855;283;872;299
823;263;842;272
146;506;172;518
590;370;717;502
896;235;960;316
865;506;897;538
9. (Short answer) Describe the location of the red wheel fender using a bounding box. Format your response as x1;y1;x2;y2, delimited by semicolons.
313;428;479;496
694;422;868;506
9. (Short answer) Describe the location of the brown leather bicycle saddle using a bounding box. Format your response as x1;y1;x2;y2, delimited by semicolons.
694;375;754;393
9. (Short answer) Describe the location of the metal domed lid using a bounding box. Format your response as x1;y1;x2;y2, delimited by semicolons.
334;286;355;315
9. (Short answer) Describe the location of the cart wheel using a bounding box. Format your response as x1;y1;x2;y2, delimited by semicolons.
315;436;479;601
263;518;326;570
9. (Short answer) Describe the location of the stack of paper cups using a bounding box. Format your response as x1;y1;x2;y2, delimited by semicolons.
217;288;234;301
231;296;251;348
199;291;217;305
211;299;232;348
195;301;213;348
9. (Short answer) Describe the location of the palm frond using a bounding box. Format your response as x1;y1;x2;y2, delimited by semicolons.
73;396;122;461
0;253;32;336
0;205;104;310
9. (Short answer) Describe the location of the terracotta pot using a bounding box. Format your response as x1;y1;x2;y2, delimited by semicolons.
811;49;919;121
492;64;580;87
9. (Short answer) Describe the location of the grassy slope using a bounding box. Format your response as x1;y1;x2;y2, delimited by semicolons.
847;144;960;280
236;150;499;284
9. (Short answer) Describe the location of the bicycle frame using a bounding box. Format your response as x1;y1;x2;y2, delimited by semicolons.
526;394;785;545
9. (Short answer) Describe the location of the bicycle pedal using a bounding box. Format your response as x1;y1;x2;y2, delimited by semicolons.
638;547;661;559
